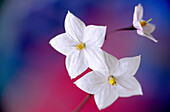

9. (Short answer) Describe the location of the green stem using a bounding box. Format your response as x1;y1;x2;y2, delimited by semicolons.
73;94;92;112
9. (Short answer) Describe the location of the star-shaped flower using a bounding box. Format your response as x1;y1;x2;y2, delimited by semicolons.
75;52;143;110
133;3;158;43
49;11;108;79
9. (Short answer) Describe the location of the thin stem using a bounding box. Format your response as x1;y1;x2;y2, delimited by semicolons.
73;94;92;112
105;25;136;40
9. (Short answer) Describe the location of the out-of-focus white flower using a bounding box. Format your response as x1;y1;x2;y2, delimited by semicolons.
133;3;158;43
75;52;143;110
49;11;108;79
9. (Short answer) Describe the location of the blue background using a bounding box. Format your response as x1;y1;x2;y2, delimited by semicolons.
0;0;170;112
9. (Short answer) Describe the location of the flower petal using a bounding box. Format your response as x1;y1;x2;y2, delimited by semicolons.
85;48;108;72
103;51;120;75
74;71;107;94
117;77;143;97
133;4;143;26
143;33;158;43
66;50;88;79
137;29;144;35
113;55;141;77
94;83;118;110
65;11;86;43
133;21;143;31
84;25;106;47
137;4;143;20
133;6;138;25
49;33;77;56
143;23;156;33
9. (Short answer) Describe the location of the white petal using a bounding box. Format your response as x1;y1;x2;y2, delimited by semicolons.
137;29;144;35
133;6;138;26
94;83;118;110
133;4;143;29
136;4;143;21
143;23;156;33
66;50;88;79
113;55;141;77
133;4;143;27
117;77;143;97
103;51;120;75
133;21;143;31
84;25;106;47
85;48;108;72
74;71;107;94
49;33;77;56
143;33;158;43
65;11;86;43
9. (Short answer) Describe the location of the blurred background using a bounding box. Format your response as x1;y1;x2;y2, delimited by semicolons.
0;0;170;112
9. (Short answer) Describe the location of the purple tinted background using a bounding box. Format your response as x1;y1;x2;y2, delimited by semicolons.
0;0;170;112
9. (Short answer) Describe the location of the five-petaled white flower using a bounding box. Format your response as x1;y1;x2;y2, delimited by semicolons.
49;11;108;79
133;3;158;43
75;52;143;110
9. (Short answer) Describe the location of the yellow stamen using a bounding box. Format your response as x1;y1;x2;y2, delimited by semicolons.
108;76;117;86
76;43;85;50
146;18;152;23
140;18;152;27
140;21;147;27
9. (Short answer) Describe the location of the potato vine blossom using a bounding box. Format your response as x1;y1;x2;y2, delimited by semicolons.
75;52;143;110
133;4;158;42
49;11;108;79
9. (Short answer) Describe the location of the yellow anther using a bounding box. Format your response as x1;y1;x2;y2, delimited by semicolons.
140;21;147;27
76;43;85;50
140;18;152;27
108;76;117;86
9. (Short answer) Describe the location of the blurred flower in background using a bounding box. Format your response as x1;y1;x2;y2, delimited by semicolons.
0;0;170;112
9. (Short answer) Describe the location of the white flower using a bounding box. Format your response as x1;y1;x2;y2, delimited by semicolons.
75;52;143;110
133;3;158;43
49;11;108;79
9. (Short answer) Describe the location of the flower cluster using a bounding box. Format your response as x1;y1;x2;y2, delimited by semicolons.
49;4;157;110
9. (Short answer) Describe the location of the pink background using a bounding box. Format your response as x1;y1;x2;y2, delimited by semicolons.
0;0;169;112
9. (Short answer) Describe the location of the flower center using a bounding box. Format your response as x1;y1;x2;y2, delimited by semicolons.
76;43;85;50
140;18;152;27
108;76;117;86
